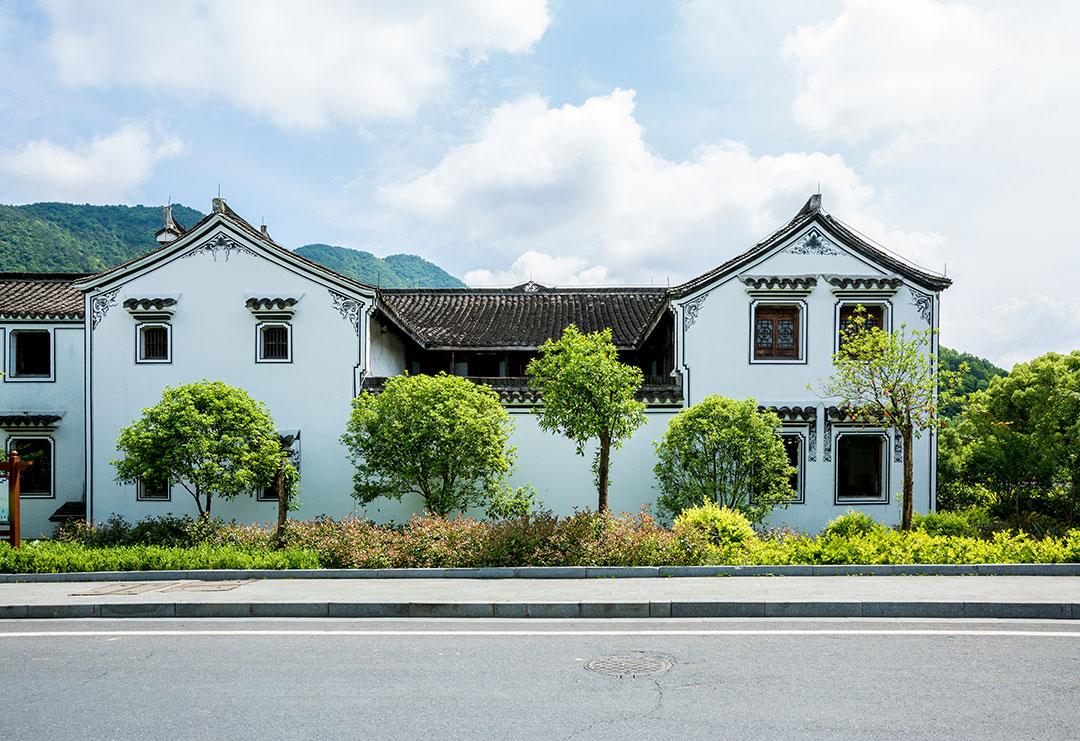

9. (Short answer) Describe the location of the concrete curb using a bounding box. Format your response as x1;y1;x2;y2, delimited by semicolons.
2;563;1080;583
1;600;1077;620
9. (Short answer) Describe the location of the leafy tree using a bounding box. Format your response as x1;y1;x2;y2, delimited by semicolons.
341;373;516;517
943;351;1080;528
527;325;646;512
113;381;290;517
938;345;1007;417
653;396;795;524
814;306;957;530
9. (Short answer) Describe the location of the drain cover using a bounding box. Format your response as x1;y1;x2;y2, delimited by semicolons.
584;652;675;678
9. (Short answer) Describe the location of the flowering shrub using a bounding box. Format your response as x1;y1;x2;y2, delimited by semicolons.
19;512;1080;573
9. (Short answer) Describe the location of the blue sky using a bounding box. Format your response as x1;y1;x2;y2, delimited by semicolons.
1;0;1078;367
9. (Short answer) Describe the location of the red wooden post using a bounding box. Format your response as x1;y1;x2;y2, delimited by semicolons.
6;450;31;549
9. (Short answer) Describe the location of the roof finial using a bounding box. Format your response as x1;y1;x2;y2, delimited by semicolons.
155;202;183;244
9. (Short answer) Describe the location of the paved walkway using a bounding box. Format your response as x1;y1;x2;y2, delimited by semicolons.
1;575;1078;619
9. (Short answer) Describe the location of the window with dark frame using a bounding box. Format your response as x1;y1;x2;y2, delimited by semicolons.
138;477;170;501
754;305;800;360
836;435;885;501
139;325;169;361
11;330;51;377
260;324;290;361
781;434;802;501
9;438;52;496
839;304;885;349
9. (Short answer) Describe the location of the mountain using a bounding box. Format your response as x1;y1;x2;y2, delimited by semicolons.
939;345;1008;417
0;202;205;273
0;202;464;287
293;243;464;288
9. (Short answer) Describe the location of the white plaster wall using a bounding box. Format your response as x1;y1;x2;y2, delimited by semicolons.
0;322;86;538
676;224;939;531
346;409;677;524
87;228;374;526
368;319;406;377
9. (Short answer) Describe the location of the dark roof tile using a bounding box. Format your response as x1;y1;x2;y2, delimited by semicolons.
380;285;668;349
0;273;87;319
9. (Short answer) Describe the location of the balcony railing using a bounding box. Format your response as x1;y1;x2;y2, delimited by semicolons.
361;373;683;406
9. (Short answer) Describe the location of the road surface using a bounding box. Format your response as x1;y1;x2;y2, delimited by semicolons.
1;617;1077;739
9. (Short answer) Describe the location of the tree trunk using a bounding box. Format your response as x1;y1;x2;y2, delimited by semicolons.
597;433;611;513
275;466;288;547
901;426;914;531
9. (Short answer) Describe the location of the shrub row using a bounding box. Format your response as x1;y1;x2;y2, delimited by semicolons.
0;508;1073;573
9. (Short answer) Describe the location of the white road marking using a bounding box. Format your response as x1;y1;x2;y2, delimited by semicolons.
0;628;1079;638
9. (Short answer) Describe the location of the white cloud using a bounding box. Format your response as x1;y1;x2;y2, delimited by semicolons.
43;0;550;129
973;295;1080;370
463;251;609;287
381;89;944;284
0;122;183;204
781;0;1008;142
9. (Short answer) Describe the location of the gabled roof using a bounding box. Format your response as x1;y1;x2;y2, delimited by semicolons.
0;273;89;319
379;283;668;350
671;195;952;297
75;198;376;296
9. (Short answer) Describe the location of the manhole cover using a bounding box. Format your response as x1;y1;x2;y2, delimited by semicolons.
584;652;675;678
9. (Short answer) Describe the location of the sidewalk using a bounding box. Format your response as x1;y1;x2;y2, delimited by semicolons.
1;575;1078;620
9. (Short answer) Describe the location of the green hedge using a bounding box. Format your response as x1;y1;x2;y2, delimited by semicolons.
2;510;1077;573
0;542;319;573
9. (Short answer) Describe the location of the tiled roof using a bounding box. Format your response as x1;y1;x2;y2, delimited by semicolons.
0;413;64;429
0;273;87;319
380;283;668;349
672;195;951;297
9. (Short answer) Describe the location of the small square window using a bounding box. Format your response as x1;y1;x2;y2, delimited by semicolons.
258;323;291;362
838;304;885;350
137;477;170;501
836;434;887;502
137;324;171;363
7;438;53;498
9;330;51;378
754;305;801;360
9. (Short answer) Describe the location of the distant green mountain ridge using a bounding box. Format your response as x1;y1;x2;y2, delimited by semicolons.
293;243;464;288
0;202;465;288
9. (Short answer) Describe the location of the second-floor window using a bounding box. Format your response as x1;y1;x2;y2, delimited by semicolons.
8;329;51;379
753;305;801;360
137;323;171;363
838;304;885;350
258;323;291;362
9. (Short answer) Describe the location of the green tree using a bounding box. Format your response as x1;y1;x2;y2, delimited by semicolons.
814;306;956;530
341;373;516;517
653;396;795;524
938;345;1007;417
527;325;646;512
944;351;1080;528
113;381;289;517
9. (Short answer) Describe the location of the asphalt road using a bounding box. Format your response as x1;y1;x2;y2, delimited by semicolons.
1;618;1078;740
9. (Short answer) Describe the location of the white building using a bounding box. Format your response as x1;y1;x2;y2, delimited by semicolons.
0;195;950;537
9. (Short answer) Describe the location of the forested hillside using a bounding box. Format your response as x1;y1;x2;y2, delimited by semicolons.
940;345;1008;416
294;243;464;288
0;202;464;287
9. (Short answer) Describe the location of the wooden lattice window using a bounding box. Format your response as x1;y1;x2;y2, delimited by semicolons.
139;325;170;361
754;305;800;359
259;324;291;361
839;304;885;349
